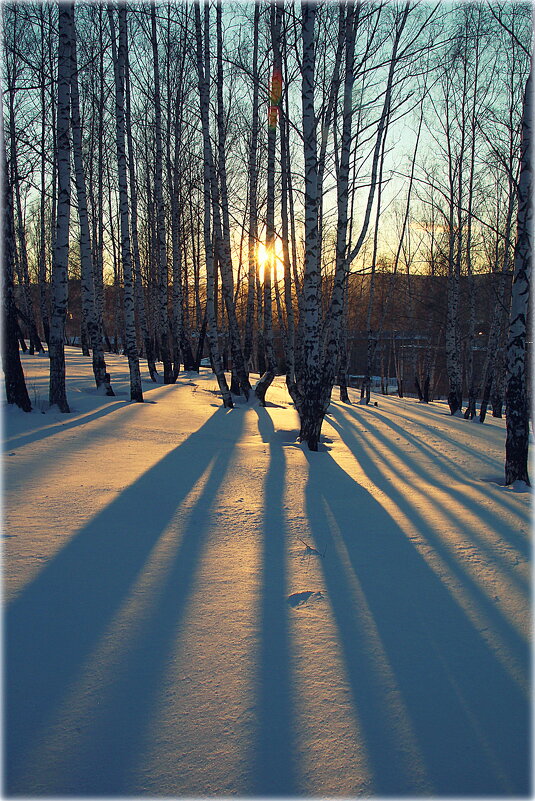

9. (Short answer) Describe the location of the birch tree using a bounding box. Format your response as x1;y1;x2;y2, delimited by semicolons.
71;9;114;395
124;17;157;381
4;5;44;356
2;136;32;412
279;19;298;403
38;3;50;348
479;10;526;422
434;64;465;416
166;5;196;377
294;1;323;448
108;3;143;402
255;1;282;405
212;0;251;398
150;3;173;384
48;1;72;413
243;2;261;375
293;1;413;449
194;0;232;408
505;62;532;486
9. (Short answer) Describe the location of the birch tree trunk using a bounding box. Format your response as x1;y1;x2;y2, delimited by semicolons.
170;145;195;375
6;5;43;356
124;18;158;381
479;273;511;422
243;2;260;374
213;0;250;398
108;3;143;402
38;4;50;348
13;177;43;354
70;11;113;396
463;10;484;420
505;64;532;485
150;4;173;383
295;1;323;450
13;180;43;354
337;314;350;403
48;2;58;275
2;140;32;412
327;4;357;406
255;1;282;405
480;59;520;422
361;131;387;405
279;44;298;404
94;5;107;359
49;1;72;413
169;22;195;376
316;10;345;248
443;73;464;416
194;0;232;408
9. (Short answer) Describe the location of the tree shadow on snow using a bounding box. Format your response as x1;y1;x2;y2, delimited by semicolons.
327;410;530;669
304;448;530;796
4;398;131;452
361;399;508;472
251;407;297;796
335;402;530;523
5;406;245;795
5;378;164;452
4;398;152;492
329;407;530;595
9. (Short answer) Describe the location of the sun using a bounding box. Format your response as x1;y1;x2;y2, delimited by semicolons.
257;239;284;283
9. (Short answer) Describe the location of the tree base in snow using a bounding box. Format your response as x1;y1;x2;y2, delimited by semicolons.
255;368;276;406
447;389;463;416
298;401;326;452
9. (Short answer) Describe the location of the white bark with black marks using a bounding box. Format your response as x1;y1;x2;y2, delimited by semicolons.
49;2;72;414
244;3;260;373
70;10;113;396
150;5;173;384
279;50;298;404
2;139;32;412
124;27;157;382
505;64;532;485
255;1;282;405
212;0;250;398
295;1;325;450
108;3;143;402
194;0;232;408
324;4;357;401
6;5;43;356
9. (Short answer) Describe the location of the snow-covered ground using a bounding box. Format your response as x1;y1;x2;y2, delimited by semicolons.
3;348;531;796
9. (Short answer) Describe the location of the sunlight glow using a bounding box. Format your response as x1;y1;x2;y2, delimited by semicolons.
257;239;284;284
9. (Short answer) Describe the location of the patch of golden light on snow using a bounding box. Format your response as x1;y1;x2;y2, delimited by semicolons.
281;449;375;795
3;388;185;602
321;496;431;793
347;416;529;642
20;458;217;791
138;426;262;793
354;395;529;528
326;415;529;696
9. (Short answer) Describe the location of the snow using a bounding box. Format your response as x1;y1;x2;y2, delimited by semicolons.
3;347;531;796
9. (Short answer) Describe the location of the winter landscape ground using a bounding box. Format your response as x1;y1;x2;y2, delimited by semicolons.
3;347;531;797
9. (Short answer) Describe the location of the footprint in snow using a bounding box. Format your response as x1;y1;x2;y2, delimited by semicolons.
288;591;324;608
